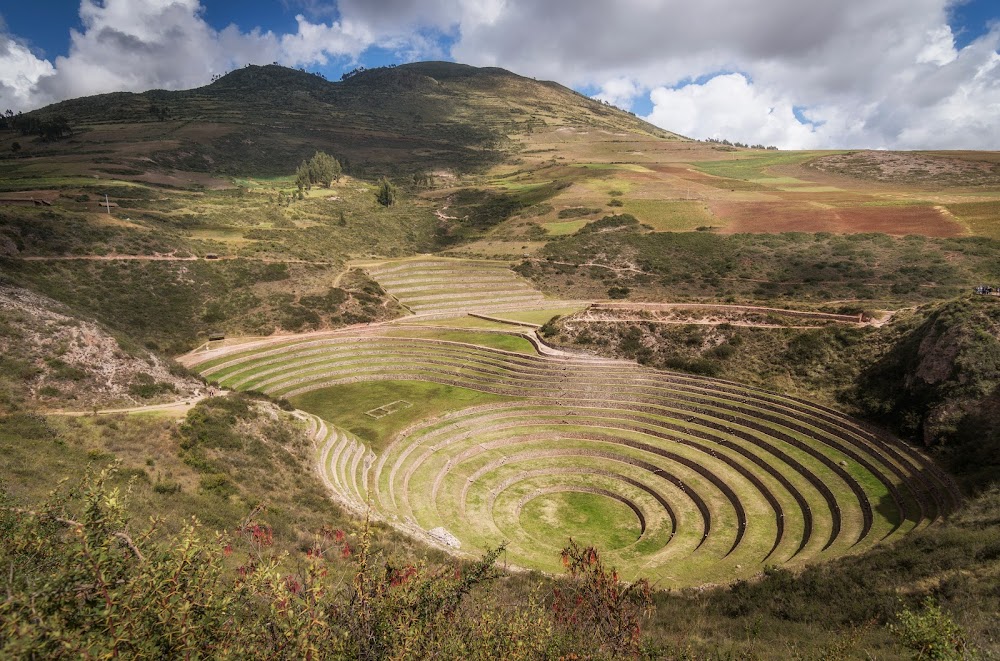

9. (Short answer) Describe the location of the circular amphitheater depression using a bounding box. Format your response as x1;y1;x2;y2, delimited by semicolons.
185;326;960;586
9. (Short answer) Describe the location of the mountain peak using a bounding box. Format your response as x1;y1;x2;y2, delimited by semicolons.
207;64;331;92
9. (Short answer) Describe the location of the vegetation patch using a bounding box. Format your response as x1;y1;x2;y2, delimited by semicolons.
289;380;514;451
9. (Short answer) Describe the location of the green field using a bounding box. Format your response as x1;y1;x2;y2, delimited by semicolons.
290;379;514;451
691;151;829;180
381;328;537;353
520;491;644;551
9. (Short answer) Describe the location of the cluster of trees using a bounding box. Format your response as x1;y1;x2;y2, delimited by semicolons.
705;137;778;150
147;104;171;121
340;64;398;81
0;110;72;141
295;151;342;190
341;66;368;81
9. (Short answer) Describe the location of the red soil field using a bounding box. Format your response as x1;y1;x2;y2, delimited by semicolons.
711;201;966;237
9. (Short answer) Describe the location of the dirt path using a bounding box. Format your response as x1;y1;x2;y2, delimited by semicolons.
45;395;207;417
592;302;864;323
570;317;824;330
434;208;457;221
530;258;653;277
18;254;199;262
13;254;338;266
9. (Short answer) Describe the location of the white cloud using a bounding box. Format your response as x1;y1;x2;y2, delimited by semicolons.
1;0;998;149
0;36;55;109
595;77;642;108
917;25;958;65
0;0;448;111
278;14;372;65
646;74;822;148
447;0;1000;149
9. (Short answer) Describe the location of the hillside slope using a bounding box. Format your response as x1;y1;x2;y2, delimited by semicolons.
853;296;1000;489
0;284;201;412
17;62;683;178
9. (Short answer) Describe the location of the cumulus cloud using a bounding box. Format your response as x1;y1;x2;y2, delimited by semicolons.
444;0;1000;149
24;0;280;107
0;0;449;111
594;77;643;109
646;74;822;148
1;0;998;149
0;33;55;109
656;23;1000;149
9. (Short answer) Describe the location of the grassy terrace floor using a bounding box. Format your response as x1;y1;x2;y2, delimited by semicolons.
183;323;958;587
361;257;581;317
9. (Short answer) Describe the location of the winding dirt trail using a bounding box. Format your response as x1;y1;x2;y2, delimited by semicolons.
45;395;207;417
12;254;338;266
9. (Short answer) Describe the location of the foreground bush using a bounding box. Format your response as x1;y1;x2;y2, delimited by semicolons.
0;470;656;659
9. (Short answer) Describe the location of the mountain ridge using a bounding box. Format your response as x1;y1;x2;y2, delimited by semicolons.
21;61;683;178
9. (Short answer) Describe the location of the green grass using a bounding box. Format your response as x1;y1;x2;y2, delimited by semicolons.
544;219;590;235
692;151;830;181
622;200;714;231
381;328;537;354
488;306;588;325
519;490;644;550
404;316;520;330
777;185;844;193
945;200;1000;239
0;400;353;557
290;380;515;451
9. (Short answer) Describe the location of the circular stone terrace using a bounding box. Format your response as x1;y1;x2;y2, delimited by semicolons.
182;317;959;586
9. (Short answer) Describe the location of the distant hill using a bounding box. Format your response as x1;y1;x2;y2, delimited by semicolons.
23;62;684;178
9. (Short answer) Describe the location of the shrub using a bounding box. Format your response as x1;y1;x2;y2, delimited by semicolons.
375;177;397;207
153;479;182;495
553;540;654;657
889;597;971;660
539;315;561;338
128;373;176;399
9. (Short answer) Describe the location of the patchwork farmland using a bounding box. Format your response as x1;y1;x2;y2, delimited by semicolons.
184;307;958;586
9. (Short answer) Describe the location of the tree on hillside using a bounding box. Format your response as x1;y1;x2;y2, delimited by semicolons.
296;151;342;190
309;151;341;187
375;177;396;207
412;172;434;189
295;162;312;191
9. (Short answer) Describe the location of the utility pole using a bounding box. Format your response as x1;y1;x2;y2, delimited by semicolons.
105;193;110;215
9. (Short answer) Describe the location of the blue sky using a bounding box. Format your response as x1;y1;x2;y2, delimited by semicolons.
1;1;998;149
